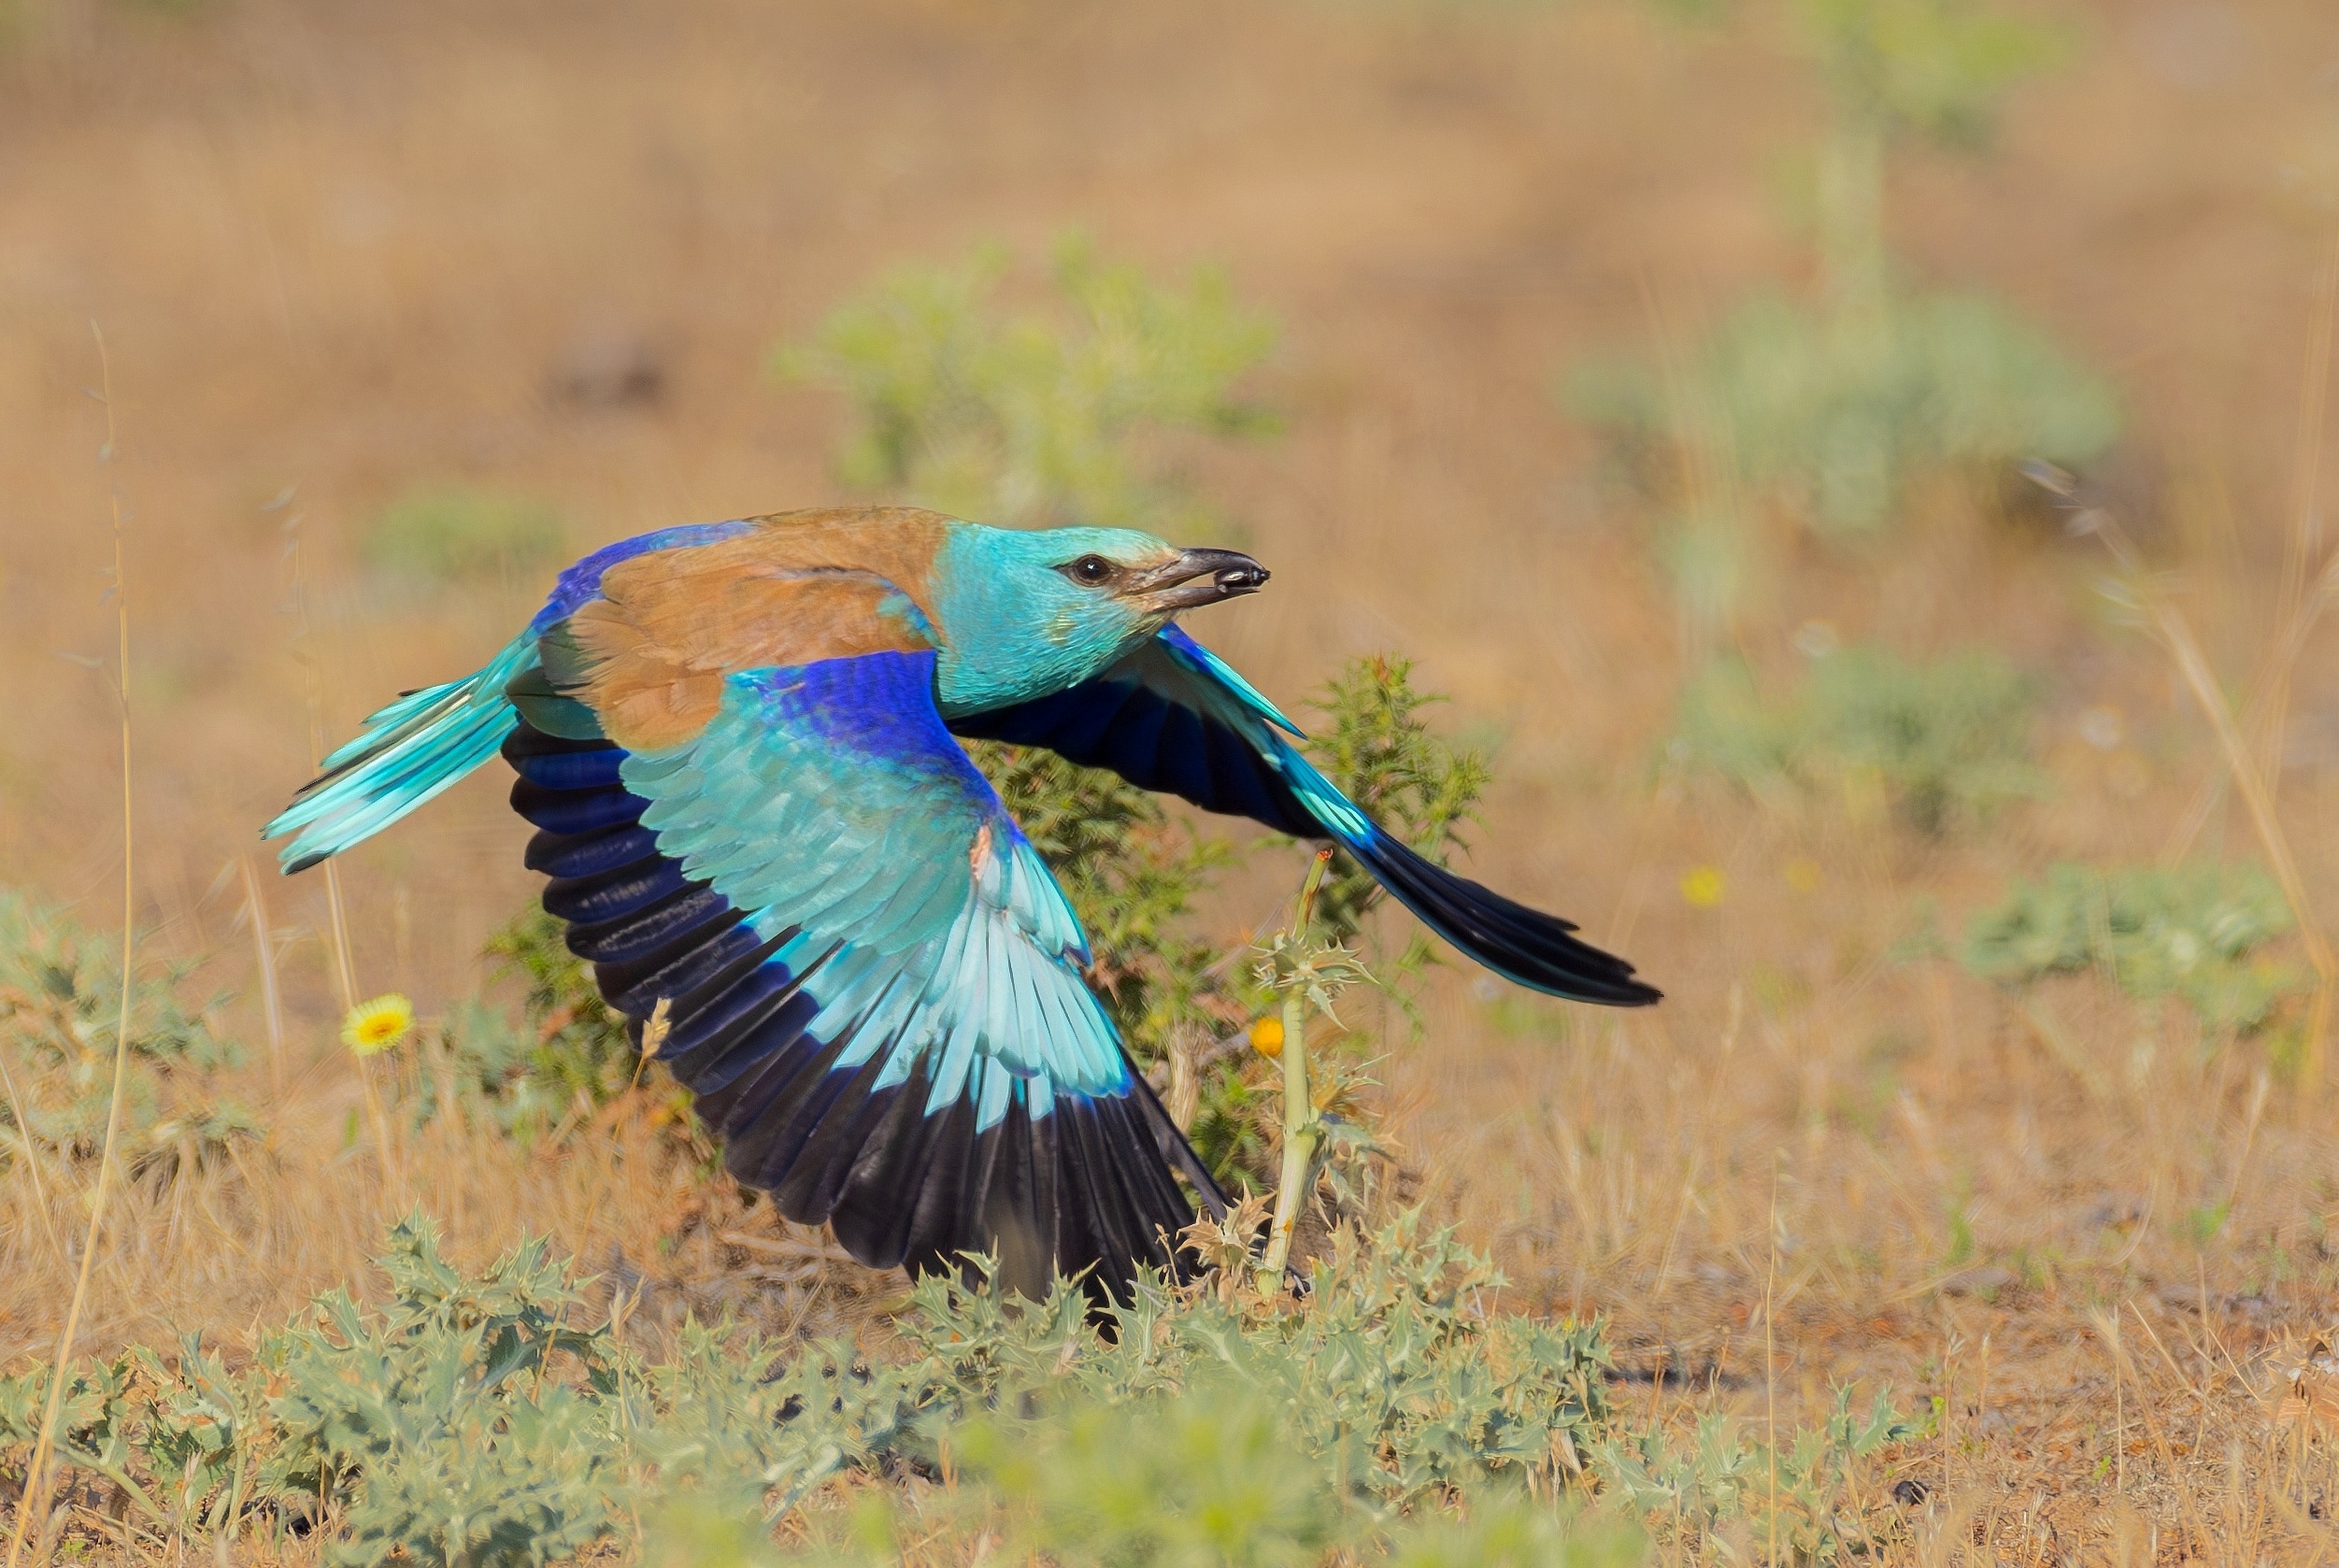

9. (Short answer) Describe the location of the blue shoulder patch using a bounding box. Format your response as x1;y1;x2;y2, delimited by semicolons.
531;519;759;630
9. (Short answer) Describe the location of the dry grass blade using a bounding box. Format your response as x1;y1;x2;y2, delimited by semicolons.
2143;592;2338;1088
238;855;287;1097
5;324;140;1568
2263;216;2339;800
2047;479;2339;1091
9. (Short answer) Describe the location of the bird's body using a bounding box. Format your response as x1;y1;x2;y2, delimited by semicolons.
267;506;1655;1298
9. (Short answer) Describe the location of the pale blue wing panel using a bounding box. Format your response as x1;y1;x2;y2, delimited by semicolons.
623;650;1128;1114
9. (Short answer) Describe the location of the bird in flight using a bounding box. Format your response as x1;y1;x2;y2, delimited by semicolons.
266;507;1656;1298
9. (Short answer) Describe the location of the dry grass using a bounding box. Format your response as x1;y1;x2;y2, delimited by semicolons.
7;0;2339;1560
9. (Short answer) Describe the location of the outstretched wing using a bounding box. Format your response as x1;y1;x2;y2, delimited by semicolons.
952;627;1660;1006
509;649;1219;1300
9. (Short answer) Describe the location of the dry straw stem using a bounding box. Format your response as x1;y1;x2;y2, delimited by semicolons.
2165;218;2339;864
0;1029;64;1274
286;524;406;1198
2262;216;2339;803
237;854;286;1095
2040;467;2339;1094
5;324;139;1568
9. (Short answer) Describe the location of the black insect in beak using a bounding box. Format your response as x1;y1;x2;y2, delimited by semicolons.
1125;548;1271;613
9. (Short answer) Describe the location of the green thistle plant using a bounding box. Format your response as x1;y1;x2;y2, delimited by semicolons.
0;887;256;1179
1963;860;2306;1035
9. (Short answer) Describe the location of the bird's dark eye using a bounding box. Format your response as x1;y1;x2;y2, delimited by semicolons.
1062;554;1118;587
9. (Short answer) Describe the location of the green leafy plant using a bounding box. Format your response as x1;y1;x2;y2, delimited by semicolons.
0;1215;932;1565
1590;1385;1915;1562
1;1213;1610;1561
0;1212;1924;1566
476;908;638;1107
257;1219;631;1564
775;235;1276;534
0;887;256;1179
1962;860;2305;1033
1672;645;2046;834
902;1207;1614;1507
1305;655;1492;954
365;486;568;590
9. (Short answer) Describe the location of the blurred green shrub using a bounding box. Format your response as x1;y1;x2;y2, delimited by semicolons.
776;235;1276;533
1579;0;2113;650
0;888;257;1180
1572;290;2120;540
1385;1495;1647;1568
364;486;568;589
1672;645;2046;834
947;1378;1647;1568
957;1380;1349;1567
410;997;574;1142
1793;0;2070;149
1961;861;2304;1033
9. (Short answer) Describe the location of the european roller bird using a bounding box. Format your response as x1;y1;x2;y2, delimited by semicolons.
265;507;1657;1298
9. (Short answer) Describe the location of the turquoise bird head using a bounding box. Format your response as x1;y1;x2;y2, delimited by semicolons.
931;522;1268;716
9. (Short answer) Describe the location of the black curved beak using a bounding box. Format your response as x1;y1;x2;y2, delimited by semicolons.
1125;548;1271;613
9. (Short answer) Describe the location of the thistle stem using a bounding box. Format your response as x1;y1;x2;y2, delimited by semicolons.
1258;986;1319;1290
1258;849;1334;1293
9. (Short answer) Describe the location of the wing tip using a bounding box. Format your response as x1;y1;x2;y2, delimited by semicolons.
1342;826;1663;1010
1577;973;1664;1008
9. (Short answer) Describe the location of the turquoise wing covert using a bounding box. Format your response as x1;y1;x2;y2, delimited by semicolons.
507;649;1220;1298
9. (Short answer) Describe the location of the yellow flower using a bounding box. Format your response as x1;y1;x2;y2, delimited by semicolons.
1678;865;1727;908
341;993;414;1057
1248;1016;1285;1059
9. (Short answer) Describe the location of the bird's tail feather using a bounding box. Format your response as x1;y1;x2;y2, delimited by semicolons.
1266;734;1661;1007
264;634;537;872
